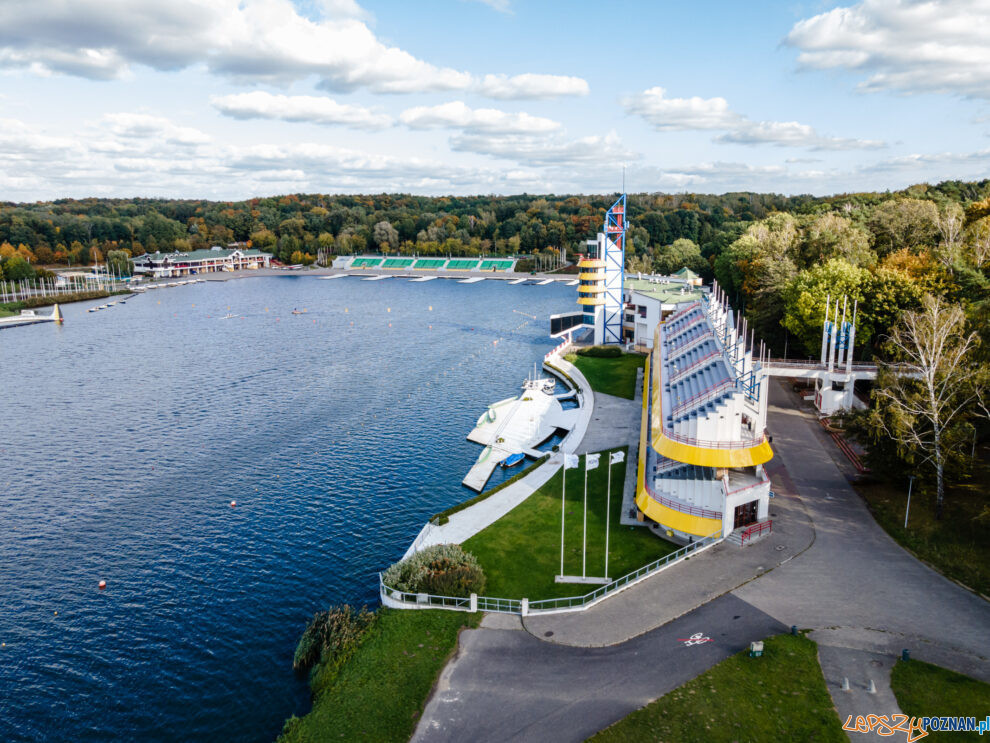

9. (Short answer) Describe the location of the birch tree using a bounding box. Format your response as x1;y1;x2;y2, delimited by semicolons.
875;295;986;519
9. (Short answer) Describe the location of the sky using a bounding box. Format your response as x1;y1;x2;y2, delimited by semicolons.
1;0;989;202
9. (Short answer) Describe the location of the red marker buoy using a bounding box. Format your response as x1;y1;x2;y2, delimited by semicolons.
230;500;237;508
98;580;107;590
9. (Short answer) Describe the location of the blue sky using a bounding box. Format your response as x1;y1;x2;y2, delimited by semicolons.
1;0;988;200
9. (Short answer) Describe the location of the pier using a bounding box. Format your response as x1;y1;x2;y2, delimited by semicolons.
462;371;580;491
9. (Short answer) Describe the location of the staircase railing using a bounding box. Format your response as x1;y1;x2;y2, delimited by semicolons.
668;349;722;385
670;378;736;418
740;519;773;545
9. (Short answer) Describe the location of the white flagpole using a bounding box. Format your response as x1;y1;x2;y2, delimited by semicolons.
605;452;612;579
583;458;588;578
560;456;566;576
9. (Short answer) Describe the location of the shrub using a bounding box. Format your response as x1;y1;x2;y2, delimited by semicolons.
382;543;486;597
577;345;622;358
292;604;374;673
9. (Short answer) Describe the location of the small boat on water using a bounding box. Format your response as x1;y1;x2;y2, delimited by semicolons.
220;313;239;320
500;452;526;468
291;308;308;315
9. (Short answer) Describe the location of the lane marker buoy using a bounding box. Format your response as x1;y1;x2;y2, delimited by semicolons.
98;580;106;590
230;500;237;507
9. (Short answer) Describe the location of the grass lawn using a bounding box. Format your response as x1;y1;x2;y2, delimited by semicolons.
0;307;16;317
891;659;990;741
852;466;990;597
590;634;846;743
279;608;480;743
463;447;677;600
565;352;646;400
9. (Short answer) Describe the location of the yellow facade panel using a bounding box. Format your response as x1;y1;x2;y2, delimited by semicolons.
577;296;604;306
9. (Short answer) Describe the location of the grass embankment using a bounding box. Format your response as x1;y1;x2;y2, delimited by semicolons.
590;634;846;743
431;454;550;525
463;447;676;600
279;609;480;743
852;465;990;597
891;659;990;742
565;351;646;400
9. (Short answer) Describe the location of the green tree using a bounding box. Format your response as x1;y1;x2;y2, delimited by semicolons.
3;254;33;280
654;238;706;275
782;258;869;356
871;296;987;519
867;199;938;256
801;212;875;267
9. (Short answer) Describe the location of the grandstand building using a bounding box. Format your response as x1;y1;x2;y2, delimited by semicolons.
340;256;516;272
635;282;774;542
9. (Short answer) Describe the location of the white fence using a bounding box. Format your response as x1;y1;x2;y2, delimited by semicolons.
380;529;722;617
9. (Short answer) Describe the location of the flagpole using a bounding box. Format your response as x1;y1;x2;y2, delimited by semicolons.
605;452;612;579
582;456;588;579
560;454;566;577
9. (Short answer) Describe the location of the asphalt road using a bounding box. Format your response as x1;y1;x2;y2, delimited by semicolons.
412;594;785;743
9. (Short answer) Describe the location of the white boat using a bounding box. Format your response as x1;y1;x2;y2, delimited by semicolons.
220;313;239;320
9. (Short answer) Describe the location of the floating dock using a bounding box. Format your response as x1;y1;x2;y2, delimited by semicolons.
462;374;579;491
361;275;391;281
409;276;437;282
535;279;554;285
0;304;63;330
509;278;527;285
459;277;486;284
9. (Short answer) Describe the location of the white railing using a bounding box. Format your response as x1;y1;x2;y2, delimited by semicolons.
379;529;723;617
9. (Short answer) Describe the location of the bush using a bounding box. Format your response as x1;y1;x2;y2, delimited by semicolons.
577;345;623;358
292;604;374;673
382;543;486;597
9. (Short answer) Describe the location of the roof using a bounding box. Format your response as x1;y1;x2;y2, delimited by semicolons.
674;267;700;279
134;248;271;263
624;277;705;305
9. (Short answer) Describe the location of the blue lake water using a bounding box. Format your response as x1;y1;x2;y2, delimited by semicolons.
0;276;572;742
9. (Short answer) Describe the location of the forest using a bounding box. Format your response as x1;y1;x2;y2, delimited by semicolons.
1;180;988;362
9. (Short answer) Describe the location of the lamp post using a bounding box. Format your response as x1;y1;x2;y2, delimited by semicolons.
904;475;915;529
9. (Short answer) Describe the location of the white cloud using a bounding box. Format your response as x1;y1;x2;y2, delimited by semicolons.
715;120;884;150
212;92;393;130
478;73;590;99
0;0;589;99
624;86;883;149
450;131;634;166
786;0;990;98
463;0;513;14
623;87;741;130
101;113;212;146
399;101;560;135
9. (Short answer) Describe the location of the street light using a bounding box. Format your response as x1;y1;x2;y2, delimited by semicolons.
904;475;915;529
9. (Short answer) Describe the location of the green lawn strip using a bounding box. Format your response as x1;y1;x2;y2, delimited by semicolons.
589;634;846;743
0;307;16;317
852;471;990;597
431;454;550;525
463;447;676;600
566;353;645;400
279;608;480;743
891;659;990;741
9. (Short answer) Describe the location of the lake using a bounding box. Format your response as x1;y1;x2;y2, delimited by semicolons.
0;275;572;742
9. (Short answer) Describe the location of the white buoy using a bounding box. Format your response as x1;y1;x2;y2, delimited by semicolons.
98;580;107;590
230;500;237;508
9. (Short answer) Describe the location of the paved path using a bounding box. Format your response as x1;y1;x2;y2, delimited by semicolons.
412;594;785;743
817;644;902;742
733;380;990;672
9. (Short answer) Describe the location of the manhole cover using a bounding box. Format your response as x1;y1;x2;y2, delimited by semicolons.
544;631;554;637
775;545;786;551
